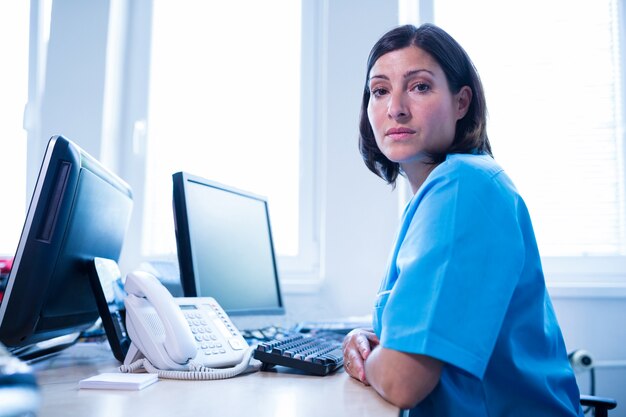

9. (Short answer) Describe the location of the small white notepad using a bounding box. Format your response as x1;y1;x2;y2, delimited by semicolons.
79;372;158;390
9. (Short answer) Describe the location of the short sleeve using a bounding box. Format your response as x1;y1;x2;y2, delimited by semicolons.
379;161;525;379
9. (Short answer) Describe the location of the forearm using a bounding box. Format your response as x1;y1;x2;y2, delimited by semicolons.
364;346;442;410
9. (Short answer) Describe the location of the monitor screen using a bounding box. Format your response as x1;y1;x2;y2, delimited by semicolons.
0;136;133;358
172;172;284;316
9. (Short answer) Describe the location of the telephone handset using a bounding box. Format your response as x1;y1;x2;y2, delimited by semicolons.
121;271;255;379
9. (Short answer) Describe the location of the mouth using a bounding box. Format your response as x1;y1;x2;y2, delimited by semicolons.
385;127;416;140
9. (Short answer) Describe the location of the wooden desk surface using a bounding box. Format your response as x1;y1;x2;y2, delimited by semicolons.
31;341;401;417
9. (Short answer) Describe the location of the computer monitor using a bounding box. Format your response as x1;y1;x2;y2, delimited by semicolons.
0;136;133;359
172;172;284;316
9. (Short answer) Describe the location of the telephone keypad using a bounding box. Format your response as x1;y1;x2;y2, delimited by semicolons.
177;296;248;366
184;311;231;356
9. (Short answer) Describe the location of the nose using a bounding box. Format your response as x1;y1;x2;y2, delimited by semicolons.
387;92;410;120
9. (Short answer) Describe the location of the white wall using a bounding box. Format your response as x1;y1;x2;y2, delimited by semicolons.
281;0;399;322
28;0;113;192
280;0;402;322
315;0;400;318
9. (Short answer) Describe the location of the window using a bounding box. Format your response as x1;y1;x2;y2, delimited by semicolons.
142;1;317;278
0;2;30;254
404;0;626;283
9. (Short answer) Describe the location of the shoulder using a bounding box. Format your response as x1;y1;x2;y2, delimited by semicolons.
439;153;503;180
425;153;516;195
409;154;521;221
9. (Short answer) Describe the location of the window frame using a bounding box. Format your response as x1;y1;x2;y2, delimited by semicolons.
26;0;325;291
133;0;325;288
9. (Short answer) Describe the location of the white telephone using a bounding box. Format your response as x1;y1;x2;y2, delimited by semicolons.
120;270;257;380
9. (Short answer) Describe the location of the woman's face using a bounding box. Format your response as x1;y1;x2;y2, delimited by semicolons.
367;46;470;174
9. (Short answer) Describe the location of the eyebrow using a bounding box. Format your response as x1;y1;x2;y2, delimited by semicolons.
369;68;435;82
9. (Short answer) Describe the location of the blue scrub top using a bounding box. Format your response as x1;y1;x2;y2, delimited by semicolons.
372;154;582;417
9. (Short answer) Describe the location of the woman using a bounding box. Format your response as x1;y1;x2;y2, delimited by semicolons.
342;23;582;416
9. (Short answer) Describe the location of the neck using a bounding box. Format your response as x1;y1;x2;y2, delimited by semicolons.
402;162;440;195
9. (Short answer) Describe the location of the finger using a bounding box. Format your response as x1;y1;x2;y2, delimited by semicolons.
343;334;363;356
367;331;380;341
343;330;361;347
344;349;368;384
362;331;380;345
345;349;362;369
356;334;373;359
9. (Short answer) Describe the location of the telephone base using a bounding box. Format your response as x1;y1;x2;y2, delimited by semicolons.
123;343;144;366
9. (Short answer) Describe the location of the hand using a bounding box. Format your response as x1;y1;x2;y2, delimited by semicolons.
342;328;379;385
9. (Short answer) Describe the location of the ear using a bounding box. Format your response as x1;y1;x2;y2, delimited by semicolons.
455;86;472;120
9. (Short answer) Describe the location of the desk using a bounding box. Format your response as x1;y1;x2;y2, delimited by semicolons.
32;341;402;417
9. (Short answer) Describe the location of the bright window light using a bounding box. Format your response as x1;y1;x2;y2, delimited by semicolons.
435;0;625;257
143;1;302;258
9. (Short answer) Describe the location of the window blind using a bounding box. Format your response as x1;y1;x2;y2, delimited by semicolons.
435;0;625;257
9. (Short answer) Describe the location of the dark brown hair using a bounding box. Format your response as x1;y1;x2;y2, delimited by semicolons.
359;23;492;185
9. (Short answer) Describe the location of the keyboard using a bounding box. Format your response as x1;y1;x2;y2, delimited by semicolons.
240;325;293;343
294;318;372;335
253;332;344;376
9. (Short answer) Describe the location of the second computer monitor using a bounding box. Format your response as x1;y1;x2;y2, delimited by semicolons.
172;172;284;316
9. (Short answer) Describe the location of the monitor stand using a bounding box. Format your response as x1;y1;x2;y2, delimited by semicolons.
88;257;130;362
10;333;80;363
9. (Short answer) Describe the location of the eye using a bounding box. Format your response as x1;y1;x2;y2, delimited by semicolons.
411;82;430;93
371;87;389;98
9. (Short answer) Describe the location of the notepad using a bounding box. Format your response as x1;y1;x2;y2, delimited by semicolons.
79;372;158;390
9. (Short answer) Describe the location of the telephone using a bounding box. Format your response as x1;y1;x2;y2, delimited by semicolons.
120;270;257;380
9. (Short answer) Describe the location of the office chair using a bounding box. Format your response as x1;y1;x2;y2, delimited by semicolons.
580;395;617;417
569;350;618;416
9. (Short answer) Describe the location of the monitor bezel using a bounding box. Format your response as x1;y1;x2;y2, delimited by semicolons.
172;171;285;316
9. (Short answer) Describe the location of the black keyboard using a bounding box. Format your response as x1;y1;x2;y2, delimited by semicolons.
240;325;293;343
253;333;344;376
